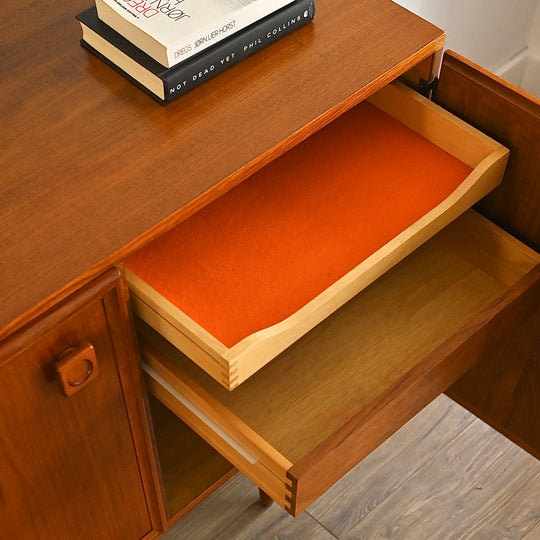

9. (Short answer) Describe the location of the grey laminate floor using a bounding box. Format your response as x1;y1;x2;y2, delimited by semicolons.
162;395;540;539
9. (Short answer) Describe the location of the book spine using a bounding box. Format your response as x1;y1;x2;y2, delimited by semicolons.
162;0;315;103
165;0;296;67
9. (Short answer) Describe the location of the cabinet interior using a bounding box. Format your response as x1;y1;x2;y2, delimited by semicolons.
149;396;235;521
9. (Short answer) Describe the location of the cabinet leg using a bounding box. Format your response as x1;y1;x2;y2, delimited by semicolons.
258;488;273;507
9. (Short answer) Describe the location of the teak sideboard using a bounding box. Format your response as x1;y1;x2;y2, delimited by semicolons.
2;0;539;538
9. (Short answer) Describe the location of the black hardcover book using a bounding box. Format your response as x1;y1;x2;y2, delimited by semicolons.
77;0;315;104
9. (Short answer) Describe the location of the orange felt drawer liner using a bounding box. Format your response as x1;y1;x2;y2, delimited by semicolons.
125;101;472;348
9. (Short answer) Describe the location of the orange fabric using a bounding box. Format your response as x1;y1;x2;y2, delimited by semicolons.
125;102;472;348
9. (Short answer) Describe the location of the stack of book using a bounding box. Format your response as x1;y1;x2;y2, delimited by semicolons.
76;0;316;104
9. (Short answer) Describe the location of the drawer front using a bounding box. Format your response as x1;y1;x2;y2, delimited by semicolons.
140;213;540;515
0;271;155;539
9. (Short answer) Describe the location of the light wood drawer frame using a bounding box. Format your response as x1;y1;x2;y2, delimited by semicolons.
127;82;509;390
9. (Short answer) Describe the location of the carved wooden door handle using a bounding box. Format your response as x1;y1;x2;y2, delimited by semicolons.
55;342;99;397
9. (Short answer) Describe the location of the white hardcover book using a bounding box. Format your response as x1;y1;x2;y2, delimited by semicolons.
95;0;295;68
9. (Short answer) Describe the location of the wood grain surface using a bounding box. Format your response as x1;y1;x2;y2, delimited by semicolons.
435;51;540;251
0;270;157;539
435;51;540;461
0;0;444;338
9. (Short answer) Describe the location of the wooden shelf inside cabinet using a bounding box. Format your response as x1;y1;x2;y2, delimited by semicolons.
140;211;540;515
125;82;509;390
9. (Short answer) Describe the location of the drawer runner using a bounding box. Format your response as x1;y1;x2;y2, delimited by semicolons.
143;351;294;511
144;363;257;465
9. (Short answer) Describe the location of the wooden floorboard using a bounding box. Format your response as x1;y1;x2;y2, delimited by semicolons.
307;393;476;535
161;473;336;539
523;522;540;540
161;395;540;539
338;419;540;539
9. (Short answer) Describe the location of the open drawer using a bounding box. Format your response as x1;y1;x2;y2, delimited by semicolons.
139;211;540;515
125;82;509;390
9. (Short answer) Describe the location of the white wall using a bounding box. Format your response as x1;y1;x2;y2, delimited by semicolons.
394;0;539;71
528;1;540;51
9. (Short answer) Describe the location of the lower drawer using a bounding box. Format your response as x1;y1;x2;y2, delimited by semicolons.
141;211;540;516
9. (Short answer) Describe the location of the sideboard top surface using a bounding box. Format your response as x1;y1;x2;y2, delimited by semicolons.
0;0;444;336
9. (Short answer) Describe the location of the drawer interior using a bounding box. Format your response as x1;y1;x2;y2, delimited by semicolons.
141;211;540;515
126;82;509;390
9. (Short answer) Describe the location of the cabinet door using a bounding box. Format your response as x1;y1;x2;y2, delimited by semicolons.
435;51;540;460
0;270;157;539
434;50;540;251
